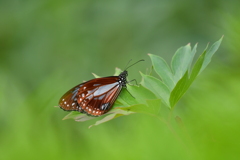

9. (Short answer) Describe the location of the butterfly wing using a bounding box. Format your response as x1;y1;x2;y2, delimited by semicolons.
59;76;122;116
59;83;86;113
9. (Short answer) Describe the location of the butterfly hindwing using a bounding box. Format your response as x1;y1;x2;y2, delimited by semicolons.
59;83;85;112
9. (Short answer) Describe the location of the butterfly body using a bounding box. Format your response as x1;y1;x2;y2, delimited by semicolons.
59;71;128;116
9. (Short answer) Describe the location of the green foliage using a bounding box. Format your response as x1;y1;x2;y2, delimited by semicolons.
1;0;240;159
62;37;223;127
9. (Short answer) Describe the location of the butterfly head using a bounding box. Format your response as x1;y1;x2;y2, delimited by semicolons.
118;59;144;87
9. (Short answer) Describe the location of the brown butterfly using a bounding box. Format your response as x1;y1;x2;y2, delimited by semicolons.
58;60;144;116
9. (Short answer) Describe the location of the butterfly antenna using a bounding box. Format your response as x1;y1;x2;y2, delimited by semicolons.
125;59;144;70
123;59;132;70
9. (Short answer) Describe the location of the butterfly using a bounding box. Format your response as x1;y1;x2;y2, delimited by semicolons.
58;60;144;117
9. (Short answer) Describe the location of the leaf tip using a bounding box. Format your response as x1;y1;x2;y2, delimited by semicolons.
139;71;144;76
219;35;224;41
92;73;101;78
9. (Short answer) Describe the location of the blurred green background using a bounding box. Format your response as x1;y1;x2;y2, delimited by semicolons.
1;0;240;159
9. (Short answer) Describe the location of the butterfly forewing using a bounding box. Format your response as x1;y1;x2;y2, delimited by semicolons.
59;76;123;116
82;82;122;116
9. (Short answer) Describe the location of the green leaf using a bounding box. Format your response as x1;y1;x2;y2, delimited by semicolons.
117;104;149;113
190;51;207;82
140;72;170;107
117;99;161;115
114;68;122;76
127;85;157;104
169;37;223;108
93;67;122;78
171;43;194;83
116;87;138;106
200;36;223;73
170;52;207;108
114;86;160;115
88;109;134;128
169;71;191;107
92;73;101;78
63;111;96;121
112;101;126;108
115;85;157;107
188;43;198;73
148;54;175;90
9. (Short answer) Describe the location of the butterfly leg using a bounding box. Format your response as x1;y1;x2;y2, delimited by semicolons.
127;79;139;86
